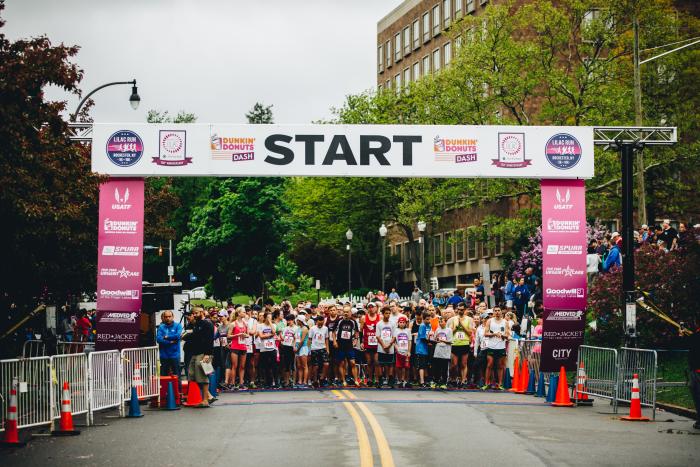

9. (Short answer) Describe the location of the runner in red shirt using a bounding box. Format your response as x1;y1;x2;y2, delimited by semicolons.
361;303;381;386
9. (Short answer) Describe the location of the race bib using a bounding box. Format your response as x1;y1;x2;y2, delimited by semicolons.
283;332;294;346
341;330;351;340
381;328;392;340
238;336;246;345
367;335;378;346
397;337;409;350
455;331;466;340
263;339;275;349
314;332;325;342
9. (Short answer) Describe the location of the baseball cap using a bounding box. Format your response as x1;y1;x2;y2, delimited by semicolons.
398;316;408;324
611;231;620;238
296;315;306;325
217;310;229;317
367;303;376;308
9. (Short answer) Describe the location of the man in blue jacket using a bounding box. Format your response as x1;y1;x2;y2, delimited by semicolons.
157;310;182;377
602;234;622;272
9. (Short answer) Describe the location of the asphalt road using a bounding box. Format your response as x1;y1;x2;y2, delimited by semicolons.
1;389;698;467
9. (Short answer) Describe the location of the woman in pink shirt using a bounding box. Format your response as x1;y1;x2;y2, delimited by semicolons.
227;308;249;390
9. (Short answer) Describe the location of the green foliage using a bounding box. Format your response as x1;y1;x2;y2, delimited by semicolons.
246;102;274;124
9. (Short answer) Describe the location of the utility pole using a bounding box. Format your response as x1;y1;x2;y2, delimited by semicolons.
632;12;647;226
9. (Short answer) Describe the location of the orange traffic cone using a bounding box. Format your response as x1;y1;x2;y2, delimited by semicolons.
516;359;529;394
621;374;650;421
1;379;26;446
509;357;520;392
551;366;574;407
51;381;80;436
183;381;203;407
573;361;593;405
133;363;144;398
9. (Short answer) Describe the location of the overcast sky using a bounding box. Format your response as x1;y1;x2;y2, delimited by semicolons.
3;0;402;123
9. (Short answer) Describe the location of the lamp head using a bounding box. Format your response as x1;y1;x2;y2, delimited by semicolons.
129;82;140;110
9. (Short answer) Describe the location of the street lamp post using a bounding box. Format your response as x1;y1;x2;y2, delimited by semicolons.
346;229;353;298
417;220;426;292
144;242;174;283
379;224;387;292
71;79;140;121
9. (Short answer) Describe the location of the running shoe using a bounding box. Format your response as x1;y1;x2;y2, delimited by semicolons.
497;385;505;391
239;385;248;391
481;384;489;390
249;382;257;389
439;384;447;389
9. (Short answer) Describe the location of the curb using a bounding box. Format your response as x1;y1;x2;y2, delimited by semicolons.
656;401;697;419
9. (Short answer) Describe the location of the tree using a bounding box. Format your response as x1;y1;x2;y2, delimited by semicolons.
0;3;102;306
245;102;274;124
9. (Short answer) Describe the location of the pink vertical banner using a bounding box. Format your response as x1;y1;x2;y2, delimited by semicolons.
96;178;145;313
540;179;587;372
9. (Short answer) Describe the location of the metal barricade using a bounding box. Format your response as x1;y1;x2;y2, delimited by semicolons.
49;354;89;422
87;350;123;425
120;346;160;415
618;347;658;420
57;340;95;355
577;345;619;411
0;357;52;431
22;340;46;358
518;339;542;376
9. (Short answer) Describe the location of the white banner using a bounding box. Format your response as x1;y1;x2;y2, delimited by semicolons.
91;123;594;178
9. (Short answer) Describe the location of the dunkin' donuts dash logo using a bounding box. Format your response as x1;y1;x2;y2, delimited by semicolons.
433;136;478;163
103;218;138;234
211;135;255;162
546;218;581;234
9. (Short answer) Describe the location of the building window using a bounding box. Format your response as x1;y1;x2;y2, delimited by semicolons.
412;61;420;81
444;42;452;66
378;46;384;73
455;0;463;19
467;232;477;260
433;48;441;71
481;0;489;5
405;242;412;270
444;231;453;263
432;5;441;36
394;33;402;62
422;55;430;75
395;73;401;90
433;234;443;265
455;230;465;261
403;67;411;86
482;224;490;258
395;243;402;269
494;234;503;256
422;12;430;43
385;41;391;68
385;245;391;265
403;27;411;56
378;83;382;91
455;35;462;50
443;0;451;28
467;0;475;13
386;79;391;89
412;20;420;50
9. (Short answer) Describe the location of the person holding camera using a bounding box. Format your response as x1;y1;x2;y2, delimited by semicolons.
182;306;215;407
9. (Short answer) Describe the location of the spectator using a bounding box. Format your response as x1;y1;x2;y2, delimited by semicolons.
513;278;530;321
524;267;538;294
410;287;422;303
156;310;182;377
587;241;601;284
602;235;622;272
640;224;650;242
447;289;465;307
75;310;91;342
504;276;516;309
659;219;678;251
678;223;691;249
473;278;485;304
388;288;400;300
182;306;215;406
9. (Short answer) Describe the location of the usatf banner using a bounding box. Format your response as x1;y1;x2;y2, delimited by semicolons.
91;124;594;179
96;178;144;313
540;179;587;372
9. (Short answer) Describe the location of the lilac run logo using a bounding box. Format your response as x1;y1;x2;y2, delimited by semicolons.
545;133;582;170
106;130;143;167
153;130;193;166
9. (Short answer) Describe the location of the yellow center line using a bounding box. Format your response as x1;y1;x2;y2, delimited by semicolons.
332;390;373;467
343;390;396;467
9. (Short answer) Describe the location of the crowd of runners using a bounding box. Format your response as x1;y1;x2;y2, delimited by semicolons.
160;295;542;394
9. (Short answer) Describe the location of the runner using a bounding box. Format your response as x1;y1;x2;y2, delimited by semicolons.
308;315;330;387
432;316;453;389
449;306;474;388
325;305;341;384
410;309;423;384
484;307;509;389
335;305;360;387
280;314;297;388
227;307;249;390
257;311;277;388
246;307;258;388
415;311;431;388
361;302;381;386
376;306;396;388
294;315;310;387
394;316;412;388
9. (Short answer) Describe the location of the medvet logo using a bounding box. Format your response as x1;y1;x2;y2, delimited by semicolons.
101;246;140;256
546;245;583;255
546;218;581;234
546;288;585;298
547;310;584;321
103;218;138;234
99;289;140;300
99;267;140;279
544;266;585;277
99;312;139;323
553;188;573;210
112;187;132;210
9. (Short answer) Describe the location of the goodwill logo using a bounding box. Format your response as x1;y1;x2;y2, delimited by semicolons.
546;287;585;299
546;218;581;234
433;136;478;163
492;133;531;168
553;188;573;210
99;289;140;300
546;244;583;255
545;133;582;170
547;310;584;321
211;135;255;162
103;218;138;234
106;130;144;167
99;267;140;279
101;246;140;256
112;187;132;210
152;130;193;166
99;312;139;323
545;266;585;277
